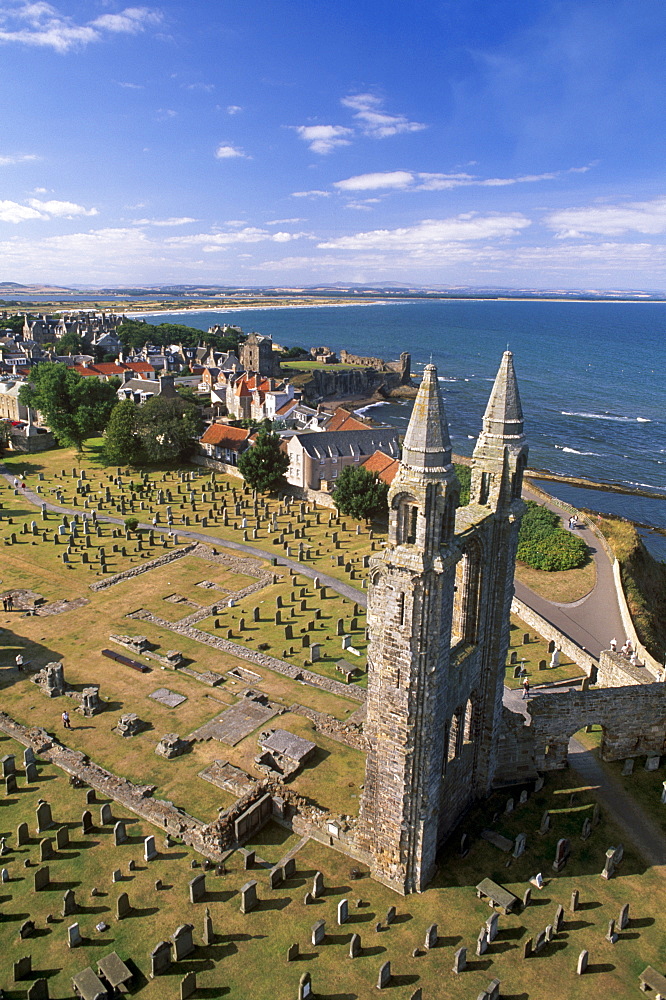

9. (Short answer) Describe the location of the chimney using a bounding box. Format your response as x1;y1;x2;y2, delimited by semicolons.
123;369;132;384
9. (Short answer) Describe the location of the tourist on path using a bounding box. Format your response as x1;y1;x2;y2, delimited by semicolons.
522;677;530;700
62;711;71;730
15;653;23;671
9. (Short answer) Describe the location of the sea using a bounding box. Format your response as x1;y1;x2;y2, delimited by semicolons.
142;300;666;550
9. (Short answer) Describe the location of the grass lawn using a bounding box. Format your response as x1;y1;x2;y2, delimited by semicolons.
1;734;664;1000
505;616;585;689
515;557;596;604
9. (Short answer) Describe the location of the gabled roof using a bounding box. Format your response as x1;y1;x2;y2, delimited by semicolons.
326;406;367;432
361;449;400;484
200;423;251;449
291;428;399;461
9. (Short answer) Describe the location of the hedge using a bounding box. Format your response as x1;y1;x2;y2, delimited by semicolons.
517;501;588;572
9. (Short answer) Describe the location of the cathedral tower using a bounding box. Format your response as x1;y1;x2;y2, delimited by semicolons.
357;354;527;894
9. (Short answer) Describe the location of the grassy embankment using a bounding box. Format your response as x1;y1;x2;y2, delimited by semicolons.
593;514;666;662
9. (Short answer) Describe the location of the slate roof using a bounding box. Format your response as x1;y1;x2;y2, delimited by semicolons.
292;427;399;460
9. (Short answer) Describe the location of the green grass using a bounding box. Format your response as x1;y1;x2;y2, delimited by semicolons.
504;616;585;688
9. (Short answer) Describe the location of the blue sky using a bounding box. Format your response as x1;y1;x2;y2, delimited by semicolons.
1;0;666;289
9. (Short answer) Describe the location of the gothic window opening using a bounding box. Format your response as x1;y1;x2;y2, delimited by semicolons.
397;499;419;544
397;592;405;626
511;454;527;499
447;710;462;762
479;472;491;505
452;540;483;644
463;697;474;744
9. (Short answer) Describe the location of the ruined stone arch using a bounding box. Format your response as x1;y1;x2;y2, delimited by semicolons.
392;491;419;545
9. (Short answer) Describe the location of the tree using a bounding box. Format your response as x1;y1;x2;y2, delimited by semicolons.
238;425;290;493
333;465;389;521
18;362;117;454
517;501;588;571
138;395;202;465
56;330;84;355
104;399;142;466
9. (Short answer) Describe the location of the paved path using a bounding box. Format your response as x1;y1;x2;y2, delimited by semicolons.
517;487;625;659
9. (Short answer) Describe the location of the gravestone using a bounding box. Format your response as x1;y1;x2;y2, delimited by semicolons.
577;949;589;974
312;919;326;945
144;835;157;861
523;937;532;958
67;922;82;948
552;837;570;872
570;889;580;912
477;927;488;955
534;930;546;952
100;803;112;825
1;754;15;776
645;755;660;771
150;940;172;977
303;891;313;905
244;850;256;870
20;920;36;939
283;857;296;879
240;880;258;913
621;758;634;776
117;892;131;920
6;772;17;794
180;972;197;1000
26;762;38;783
554;904;565;932
34;866;50;891
62;889;76;916
312;871;324;898
452;946;466;973
349;933;361;958
386;905;396;926
545;924;554;943
377;961;391;989
425;923;438;949
39;838;53;862
17;821;29;846
337;899;349;924
523;887;531;909
172;923;195;960
505;797;514;814
203;907;214;946
519;789;529;805
486;911;499;942
36;801;53;833
56;826;69;850
114;820;127;845
618;902;630;930
13;954;32;981
27;980;49;1000
189;874;206;903
268;866;282;889
298;972;313;999
534;775;544;792
86;788;96;804
81;810;93;834
513;833;527;858
539;810;550;835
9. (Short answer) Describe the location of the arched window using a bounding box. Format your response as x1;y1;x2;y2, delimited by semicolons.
463;697;475;743
511;454;527;499
452;540;483;644
447;709;462;762
396;496;419;544
440;492;457;545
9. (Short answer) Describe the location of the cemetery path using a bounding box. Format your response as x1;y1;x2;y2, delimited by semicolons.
516;486;625;660
0;472;367;609
568;737;666;870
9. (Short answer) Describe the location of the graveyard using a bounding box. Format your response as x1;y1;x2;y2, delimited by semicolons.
1;445;665;999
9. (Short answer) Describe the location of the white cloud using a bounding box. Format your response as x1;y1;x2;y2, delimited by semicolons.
317;213;531;251
168;227;305;250
185;81;214;92
0;2;162;53
214;144;248;159
0;196;97;222
118;81;143;89
291;189;330;199
0;152;39;166
27;197;97;218
131;217;197;227
265;218;306;225
90;7;161;33
226;105;242;115
293;125;352;154
333;166;592;195
341;93;426;138
545;197;666;237
0;200;44;223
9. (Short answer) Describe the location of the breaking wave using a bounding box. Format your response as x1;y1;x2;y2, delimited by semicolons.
562;411;651;423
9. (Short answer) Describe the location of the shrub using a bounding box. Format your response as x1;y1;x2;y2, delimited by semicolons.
517;501;588;571
124;516;139;533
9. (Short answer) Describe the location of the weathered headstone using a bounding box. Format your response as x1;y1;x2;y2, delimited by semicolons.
13;954;32;981
144;835;157;861
523;937;532;958
39;838;53;862
577;949;589;974
312;870;324;898
36;801;53;833
337;898;349;924
477;927;488;955
425;923;438;949
552;837;570;872
513;832;527;858
180;971;197;1000
202;906;214;946
539;810;550;835
554;904;565;932
240;880;258;913
100;803;112;825
34;866;50;891
486;911;499;942
117;892;131;920
17;821;29;845
452;946;466;972
268;866;282;889
621;758;634;776
189;873;206;903
81;810;93;835
349;933;361;958
618;902;630;930
312;919;326;945
56;826;69;850
298;972;313;999
62;889;76;916
27;979;49;1000
522;887;532;909
114;820;127;845
386;905;396;926
172;923;195;960
67;922;82;948
150;940;172;977
377;961;391;989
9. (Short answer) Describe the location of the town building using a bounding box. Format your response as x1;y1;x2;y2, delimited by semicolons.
199;423;252;465
285;427;400;491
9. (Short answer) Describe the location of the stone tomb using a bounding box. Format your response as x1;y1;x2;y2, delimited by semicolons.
149;688;187;709
190;691;277;746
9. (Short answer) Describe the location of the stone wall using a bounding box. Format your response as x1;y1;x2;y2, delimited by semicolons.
90;543;199;591
191;454;244;479
511;596;598;677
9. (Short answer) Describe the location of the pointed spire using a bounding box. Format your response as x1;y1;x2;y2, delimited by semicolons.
481;351;524;441
401;364;452;471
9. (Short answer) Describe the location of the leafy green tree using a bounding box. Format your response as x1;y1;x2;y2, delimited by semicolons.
238;425;290;493
517;500;588;571
281;345;309;359
56;330;84;355
1;314;28;334
124;516;139;533
104;400;142;466
18;362;117;454
333;465;389;521
138;395;202;465
0;420;9;456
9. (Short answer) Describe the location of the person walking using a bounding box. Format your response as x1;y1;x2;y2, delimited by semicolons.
522;677;530;700
2;597;6;612
62;710;71;730
6;594;13;611
15;653;23;671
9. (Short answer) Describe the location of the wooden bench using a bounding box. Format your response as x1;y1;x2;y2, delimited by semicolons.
639;966;666;996
476;877;519;915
